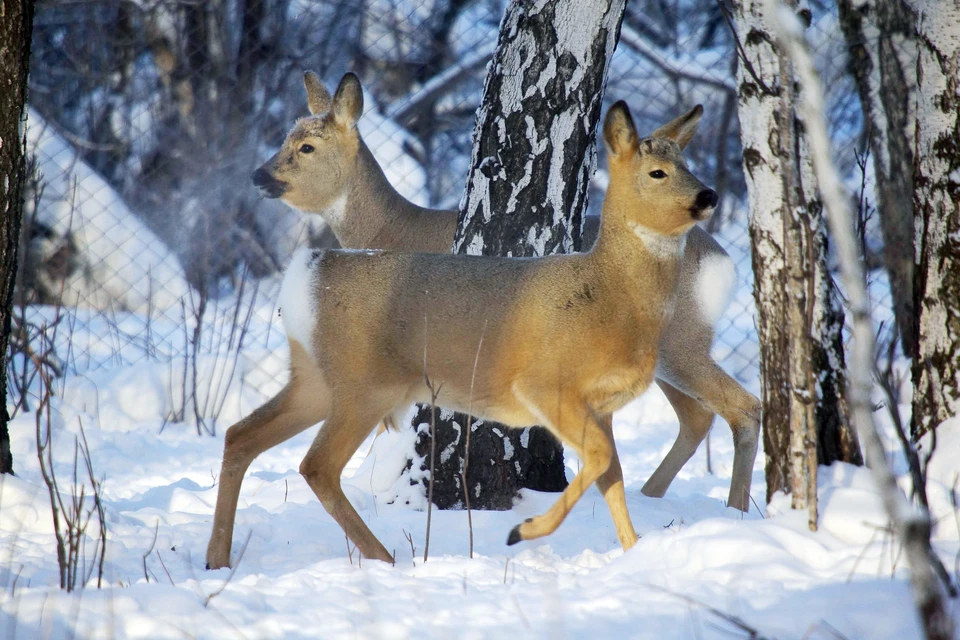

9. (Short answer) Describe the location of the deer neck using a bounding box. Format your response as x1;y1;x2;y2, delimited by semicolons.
591;198;686;309
329;140;428;250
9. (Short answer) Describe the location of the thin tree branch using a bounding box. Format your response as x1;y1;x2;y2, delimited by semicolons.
388;44;495;126
619;24;737;94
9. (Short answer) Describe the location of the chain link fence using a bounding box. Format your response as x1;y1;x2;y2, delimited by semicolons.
10;0;895;427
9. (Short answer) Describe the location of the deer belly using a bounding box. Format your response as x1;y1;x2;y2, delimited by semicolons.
587;367;656;414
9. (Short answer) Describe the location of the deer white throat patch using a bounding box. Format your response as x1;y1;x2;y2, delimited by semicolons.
321;194;348;229
278;248;321;358
627;222;687;258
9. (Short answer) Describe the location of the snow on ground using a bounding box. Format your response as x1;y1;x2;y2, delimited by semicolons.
1;227;958;638
2;321;958;639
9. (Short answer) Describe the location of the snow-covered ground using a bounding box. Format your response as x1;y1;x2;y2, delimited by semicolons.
2;278;959;638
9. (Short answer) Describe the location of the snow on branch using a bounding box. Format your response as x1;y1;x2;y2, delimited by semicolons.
766;3;955;639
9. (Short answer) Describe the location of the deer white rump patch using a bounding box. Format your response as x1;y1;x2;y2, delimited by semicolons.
279;248;321;358
695;252;736;326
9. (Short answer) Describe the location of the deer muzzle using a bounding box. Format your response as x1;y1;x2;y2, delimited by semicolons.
251;167;288;199
691;189;718;220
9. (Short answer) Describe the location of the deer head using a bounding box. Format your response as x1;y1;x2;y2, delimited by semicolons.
251;72;364;214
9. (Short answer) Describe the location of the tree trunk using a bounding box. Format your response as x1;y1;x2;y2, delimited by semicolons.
793;55;863;474
731;0;860;513
838;0;918;358
911;1;960;439
773;8;955;636
0;0;37;475
411;0;626;510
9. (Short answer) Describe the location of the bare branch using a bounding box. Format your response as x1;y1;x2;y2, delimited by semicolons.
388;44;495;126
619;25;737;94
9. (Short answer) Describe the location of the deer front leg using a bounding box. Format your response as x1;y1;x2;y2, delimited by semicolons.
298;394;398;564
594;413;639;551
507;388;613;546
206;342;330;569
206;384;329;569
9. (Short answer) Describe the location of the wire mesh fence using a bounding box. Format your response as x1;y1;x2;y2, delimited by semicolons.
11;0;896;428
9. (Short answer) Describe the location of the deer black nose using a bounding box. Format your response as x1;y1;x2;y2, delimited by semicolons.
695;189;718;210
251;167;272;187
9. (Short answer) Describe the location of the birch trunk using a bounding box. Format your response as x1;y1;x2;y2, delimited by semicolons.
776;16;821;524
771;6;955;636
0;0;37;475
911;1;960;439
838;0;918;357
795;84;863;474
411;0;626;510
732;0;860;513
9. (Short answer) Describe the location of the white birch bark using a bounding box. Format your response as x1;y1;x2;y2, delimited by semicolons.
910;0;960;439
771;5;955;636
733;0;794;504
732;0;859;516
838;0;918;357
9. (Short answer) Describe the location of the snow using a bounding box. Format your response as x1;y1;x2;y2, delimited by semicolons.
3;273;957;638
24;110;193;314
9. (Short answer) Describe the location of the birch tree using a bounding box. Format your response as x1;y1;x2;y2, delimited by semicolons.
771;6;955;636
838;0;917;357
0;0;37;475
412;0;626;510
911;0;960;439
729;0;860;519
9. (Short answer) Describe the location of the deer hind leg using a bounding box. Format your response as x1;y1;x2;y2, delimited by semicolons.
593;413;639;551
507;387;613;546
298;389;402;564
653;357;761;512
641;380;715;500
206;343;331;569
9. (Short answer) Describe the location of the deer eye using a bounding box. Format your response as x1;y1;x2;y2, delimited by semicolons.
299;144;315;154
649;170;667;179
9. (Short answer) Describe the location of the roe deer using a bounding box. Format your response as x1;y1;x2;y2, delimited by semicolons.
250;72;761;499
206;102;757;568
251;72;456;253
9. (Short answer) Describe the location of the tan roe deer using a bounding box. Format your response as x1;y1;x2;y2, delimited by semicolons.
205;101;758;568
251;73;760;497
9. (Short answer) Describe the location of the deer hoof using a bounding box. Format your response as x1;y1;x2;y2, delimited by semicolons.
506;524;523;546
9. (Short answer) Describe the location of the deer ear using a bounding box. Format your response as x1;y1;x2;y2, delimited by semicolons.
603;101;638;159
304;71;332;115
332;72;364;129
649;105;703;150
